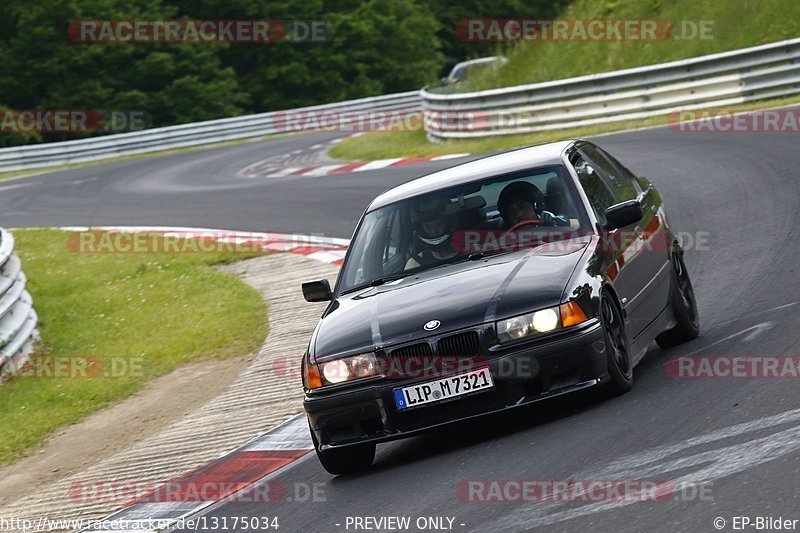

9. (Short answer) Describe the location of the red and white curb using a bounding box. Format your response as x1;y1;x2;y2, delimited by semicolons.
240;153;471;179
81;415;311;532
60;226;351;265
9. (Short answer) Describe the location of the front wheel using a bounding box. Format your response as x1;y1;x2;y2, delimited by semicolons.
310;426;375;476
600;292;633;396
656;250;700;349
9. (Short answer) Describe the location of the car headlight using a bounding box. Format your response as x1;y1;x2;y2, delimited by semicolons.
304;352;380;390
496;302;589;343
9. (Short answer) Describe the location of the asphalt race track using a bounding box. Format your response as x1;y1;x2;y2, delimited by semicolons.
3;124;800;532
0;131;480;238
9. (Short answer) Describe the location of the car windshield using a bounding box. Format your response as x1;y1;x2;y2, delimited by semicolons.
449;59;498;81
338;165;590;294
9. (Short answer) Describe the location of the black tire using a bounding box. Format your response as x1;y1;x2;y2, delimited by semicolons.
656;249;700;349
600;292;633;396
310;427;375;476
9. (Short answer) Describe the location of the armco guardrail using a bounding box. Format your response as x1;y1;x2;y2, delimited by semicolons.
422;38;800;141
0;91;421;172
0;228;38;375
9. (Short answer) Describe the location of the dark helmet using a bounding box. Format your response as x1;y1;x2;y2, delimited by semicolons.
497;181;544;223
410;196;455;246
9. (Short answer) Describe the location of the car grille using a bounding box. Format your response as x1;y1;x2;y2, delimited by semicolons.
436;331;480;357
390;342;433;358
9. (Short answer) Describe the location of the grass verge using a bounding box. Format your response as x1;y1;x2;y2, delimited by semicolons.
471;0;800;91
0;229;269;465
329;94;800;161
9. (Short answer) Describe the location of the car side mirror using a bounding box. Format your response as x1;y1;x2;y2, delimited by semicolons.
604;200;643;230
302;279;332;302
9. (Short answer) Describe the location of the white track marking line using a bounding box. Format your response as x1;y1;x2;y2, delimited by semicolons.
679;321;774;357
243;415;312;451
267;166;305;177
305;249;348;263
496;406;800;531
0;182;35;192
711;301;799;327
430;153;471;160
351;158;404;171
299;164;348;177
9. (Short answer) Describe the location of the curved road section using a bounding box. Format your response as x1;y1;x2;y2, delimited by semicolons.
3;122;800;532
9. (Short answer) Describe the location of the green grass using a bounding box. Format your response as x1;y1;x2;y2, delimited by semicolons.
331;0;800;161
471;0;800;90
330;93;800;160
0;229;269;465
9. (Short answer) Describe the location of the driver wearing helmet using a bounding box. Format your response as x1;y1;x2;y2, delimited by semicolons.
497;181;569;228
405;196;459;270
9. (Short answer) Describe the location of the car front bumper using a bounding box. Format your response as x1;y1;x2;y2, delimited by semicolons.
304;320;608;450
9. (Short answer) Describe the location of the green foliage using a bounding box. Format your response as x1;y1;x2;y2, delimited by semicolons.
0;0;248;142
471;0;800;90
425;0;568;74
3;0;560;145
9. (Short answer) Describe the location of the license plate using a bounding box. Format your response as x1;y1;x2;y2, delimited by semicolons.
393;367;494;410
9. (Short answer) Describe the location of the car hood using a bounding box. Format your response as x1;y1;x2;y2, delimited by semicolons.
312;237;590;359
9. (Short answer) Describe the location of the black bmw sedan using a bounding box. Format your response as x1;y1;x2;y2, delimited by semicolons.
301;139;699;475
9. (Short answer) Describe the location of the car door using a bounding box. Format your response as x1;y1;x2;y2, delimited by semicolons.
581;143;670;337
594;145;672;326
569;146;650;339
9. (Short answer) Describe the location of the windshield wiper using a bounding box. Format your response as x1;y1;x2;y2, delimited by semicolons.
340;273;408;295
458;248;514;262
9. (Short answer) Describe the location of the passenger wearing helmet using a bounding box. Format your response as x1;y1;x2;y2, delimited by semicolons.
497;181;569;229
405;196;459;270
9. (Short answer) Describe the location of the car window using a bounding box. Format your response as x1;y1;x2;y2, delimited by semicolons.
581;145;638;201
571;154;618;225
449;65;467;81
337;165;590;294
382;209;403;265
595;147;644;196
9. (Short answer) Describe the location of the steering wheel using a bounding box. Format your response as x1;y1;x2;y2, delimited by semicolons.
499;219;542;250
505;219;541;234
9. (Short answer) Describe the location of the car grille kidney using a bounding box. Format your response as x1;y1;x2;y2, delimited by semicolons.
436;331;480;356
390;342;434;358
388;331;481;359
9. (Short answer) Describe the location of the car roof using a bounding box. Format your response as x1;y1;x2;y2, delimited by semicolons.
458;56;503;66
450;57;502;75
367;139;578;211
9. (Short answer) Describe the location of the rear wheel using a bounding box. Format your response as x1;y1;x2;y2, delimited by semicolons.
310;426;375;476
600;292;633;396
656;250;700;348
